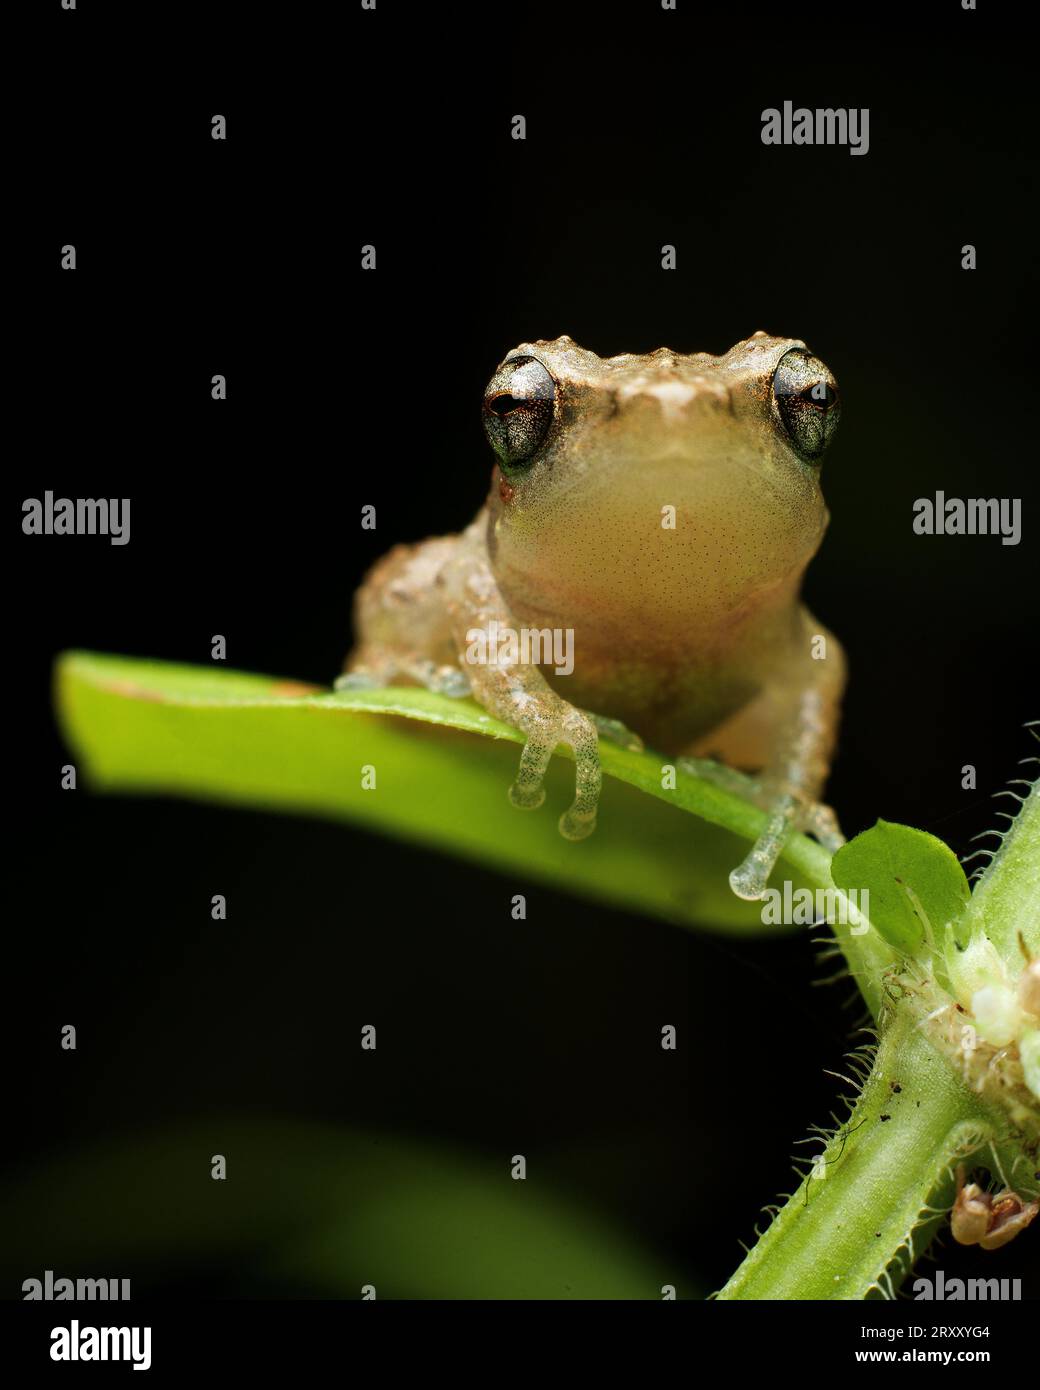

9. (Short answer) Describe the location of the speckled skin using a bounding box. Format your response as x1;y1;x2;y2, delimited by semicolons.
344;333;846;898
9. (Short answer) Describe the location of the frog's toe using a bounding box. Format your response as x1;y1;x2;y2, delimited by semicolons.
730;792;842;898
509;736;553;811
509;782;546;810
334;671;379;691
559;807;597;840
729;861;769;901
427;665;470;697
729;796;797;900
557;715;602;841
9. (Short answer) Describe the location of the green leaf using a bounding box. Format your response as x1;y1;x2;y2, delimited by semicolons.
54;650;834;937
831;819;971;957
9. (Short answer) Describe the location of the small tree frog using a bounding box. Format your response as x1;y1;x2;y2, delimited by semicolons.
340;333;846;899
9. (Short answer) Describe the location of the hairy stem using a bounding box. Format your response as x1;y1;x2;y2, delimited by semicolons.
960;778;1039;959
717;1017;991;1299
720;762;1039;1300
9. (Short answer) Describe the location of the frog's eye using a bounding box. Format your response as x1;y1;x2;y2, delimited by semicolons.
482;356;556;472
772;349;841;462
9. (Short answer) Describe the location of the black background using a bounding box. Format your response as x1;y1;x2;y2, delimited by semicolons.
9;0;1039;1303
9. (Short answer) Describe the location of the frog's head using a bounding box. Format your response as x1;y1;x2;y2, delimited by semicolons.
481;333;840;629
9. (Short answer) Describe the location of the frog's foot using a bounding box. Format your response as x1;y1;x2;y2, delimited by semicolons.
678;758;844;899
335;655;470;698
508;705;602;841
407;659;471;697
729;792;845;900
581;710;645;753
728;794;799;900
334;671;381;692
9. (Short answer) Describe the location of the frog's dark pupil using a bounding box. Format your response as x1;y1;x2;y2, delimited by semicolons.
488;394;523;417
802;384;837;409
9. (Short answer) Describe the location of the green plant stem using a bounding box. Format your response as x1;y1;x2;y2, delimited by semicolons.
960;780;1039;959
720;762;1039;1300
716;1016;990;1299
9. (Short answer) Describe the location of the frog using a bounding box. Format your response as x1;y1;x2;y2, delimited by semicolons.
339;332;847;900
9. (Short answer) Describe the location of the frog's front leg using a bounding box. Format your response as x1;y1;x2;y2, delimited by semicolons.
338;536;473;698
440;520;603;841
727;698;843;901
684;625;846;900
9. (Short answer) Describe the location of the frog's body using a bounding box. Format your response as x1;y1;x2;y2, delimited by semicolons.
343;333;846;898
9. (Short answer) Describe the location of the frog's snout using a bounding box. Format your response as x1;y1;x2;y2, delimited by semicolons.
613;373;733;424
